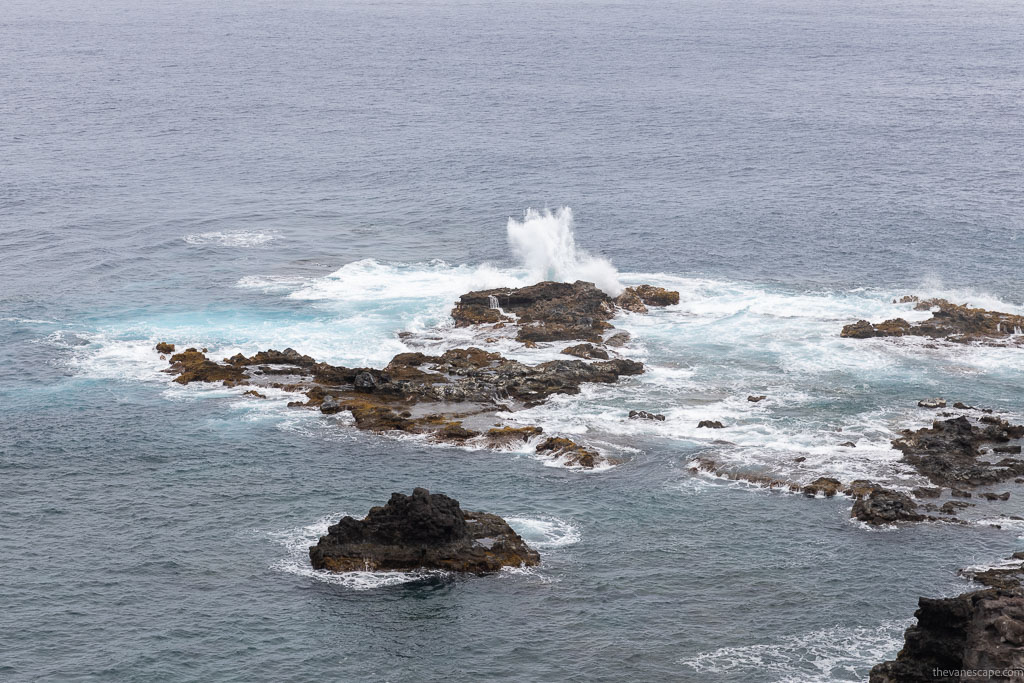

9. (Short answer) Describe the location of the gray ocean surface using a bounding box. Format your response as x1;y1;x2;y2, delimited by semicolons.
2;0;1023;681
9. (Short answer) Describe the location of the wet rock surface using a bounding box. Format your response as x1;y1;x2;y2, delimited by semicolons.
870;588;1024;683
892;415;1024;488
629;410;665;421
852;488;931;525
308;488;540;573
842;297;1024;345
158;280;676;469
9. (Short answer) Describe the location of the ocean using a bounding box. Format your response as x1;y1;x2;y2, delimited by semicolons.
2;0;1023;680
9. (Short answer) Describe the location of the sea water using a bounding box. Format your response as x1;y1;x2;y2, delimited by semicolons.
2;0;1023;680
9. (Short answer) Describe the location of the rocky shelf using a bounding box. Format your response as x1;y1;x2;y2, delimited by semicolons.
842;296;1024;345
154;279;678;469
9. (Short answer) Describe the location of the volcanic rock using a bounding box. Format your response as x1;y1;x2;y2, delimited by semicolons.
843;298;1024;344
309;488;540;573
852;488;928;525
892;415;1024;488
697;420;725;429
870;589;1024;682
155;341;175;354
629;410;666;421
561;343;610;360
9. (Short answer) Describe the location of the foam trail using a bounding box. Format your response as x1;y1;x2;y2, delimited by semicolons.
506;207;623;295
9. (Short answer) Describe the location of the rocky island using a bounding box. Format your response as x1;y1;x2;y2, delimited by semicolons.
309;488;540;573
156;280;678;468
842;296;1024;345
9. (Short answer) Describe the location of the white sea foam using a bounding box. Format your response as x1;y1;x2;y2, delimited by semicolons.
507;207;623;295
677;621;908;682
183;230;278;247
505;516;581;549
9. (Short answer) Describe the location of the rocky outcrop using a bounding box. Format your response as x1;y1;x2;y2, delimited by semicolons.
870;588;1024;682
535;437;600;468
155;341;175;354
614;285;680;313
697;420;725;429
629;410;665;421
452;280;617;343
842;297;1024;345
892;415;1024;488
451;280;679;344
158;280;663;469
852;488;930;525
561;343;609;360
960;553;1024;591
168;348;247;386
309;488;540;573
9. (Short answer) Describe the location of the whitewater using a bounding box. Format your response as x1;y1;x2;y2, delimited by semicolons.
4;0;1024;680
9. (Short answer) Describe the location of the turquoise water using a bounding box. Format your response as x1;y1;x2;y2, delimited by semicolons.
2;0;1023;680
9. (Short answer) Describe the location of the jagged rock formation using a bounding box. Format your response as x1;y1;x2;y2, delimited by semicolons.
309;488;540;573
842;297;1024;345
158;279;678;469
892;415;1024;488
870;588;1024;682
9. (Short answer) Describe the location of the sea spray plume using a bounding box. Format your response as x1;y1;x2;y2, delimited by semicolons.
506;207;624;296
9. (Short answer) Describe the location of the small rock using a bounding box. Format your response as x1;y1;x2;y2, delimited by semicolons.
243;390;267;399
911;487;942;499
747;395;766;402
979;492;1010;501
629;410;666;421
697;420;725;429
155;341;175;354
918;398;947;409
951;488;973;498
839;441;857;447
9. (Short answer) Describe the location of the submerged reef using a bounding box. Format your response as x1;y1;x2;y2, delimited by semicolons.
309;488;540;573
157;279;676;468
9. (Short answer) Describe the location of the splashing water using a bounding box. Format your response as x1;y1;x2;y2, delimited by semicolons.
506;207;624;296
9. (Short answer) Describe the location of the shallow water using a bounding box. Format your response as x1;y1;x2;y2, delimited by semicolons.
2;0;1023;680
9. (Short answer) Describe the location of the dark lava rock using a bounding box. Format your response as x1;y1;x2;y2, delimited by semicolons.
747;395;767;402
940;500;974;515
960;553;1024;591
561;343;610;360
615;285;680;313
309;488;540;573
242;390;267;399
629;410;666;421
155;341;175;354
535;437;600;468
852;488;927;525
605;332;631;347
843;297;1024;345
980;492;1011;501
452;281;616;343
892;415;1024;488
912;486;942;499
483;425;543;448
452;280;679;344
845;480;882;498
839;441;857;447
870;589;1024;682
697;420;725;429
167;348;247;386
952;488;973;498
803;477;843;497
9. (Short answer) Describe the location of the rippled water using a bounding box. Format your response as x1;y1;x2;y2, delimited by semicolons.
3;0;1023;680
